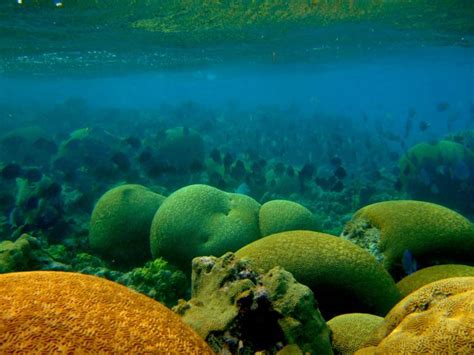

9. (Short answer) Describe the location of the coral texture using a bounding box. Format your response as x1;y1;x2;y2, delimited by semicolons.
357;277;474;354
397;264;474;297
259;199;319;236
327;313;383;355
0;271;212;353
89;184;165;265
150;184;261;270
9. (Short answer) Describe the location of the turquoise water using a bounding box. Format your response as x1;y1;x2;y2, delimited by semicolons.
0;1;474;353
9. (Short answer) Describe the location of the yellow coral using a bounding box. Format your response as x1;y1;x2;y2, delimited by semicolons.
0;271;213;353
235;230;400;317
357;277;474;354
397;264;474;297
342;200;474;274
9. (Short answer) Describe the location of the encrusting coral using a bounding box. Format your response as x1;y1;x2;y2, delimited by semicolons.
174;252;333;354
0;271;213;353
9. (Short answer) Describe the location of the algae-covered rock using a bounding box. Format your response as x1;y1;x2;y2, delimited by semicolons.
235;231;400;318
396;264;474;297
327;313;383;355
89;184;165;266
150;184;261;270
157;127;205;171
357;277;474;354
399;140;474;214
174;253;333;354
117;258;188;308
0;234;70;273
341;200;474;277
0;235;33;273
259;199;320;236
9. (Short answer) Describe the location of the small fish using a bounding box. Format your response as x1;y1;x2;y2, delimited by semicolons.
32;138;58;155
231;160;246;180
25;168;43;183
189;159;204;172
123;136;141;149
330;156;342;167
1;163;23;180
436;102;449;112
419;121;431;132
138;150;153;165
299;163;314;180
235;182;250;195
330;180;344;192
24;196;39;211
210;148;221;164
274;162;285;176
111;152;131;171
402;250;417;275
333;166;347;180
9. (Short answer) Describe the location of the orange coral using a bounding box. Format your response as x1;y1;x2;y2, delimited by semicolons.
356;277;474;354
0;271;213;353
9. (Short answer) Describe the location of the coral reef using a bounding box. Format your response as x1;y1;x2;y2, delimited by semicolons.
235;230;400;318
341;200;474;277
399;140;474;214
89;184;165;266
174;252;333;354
150;184;261;270
396;264;474;297
259;199;320;236
357;277;474;354
327;313;384;355
0;271;212;353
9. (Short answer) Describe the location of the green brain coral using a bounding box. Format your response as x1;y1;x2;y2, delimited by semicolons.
396;264;474;297
89;184;165;266
341;200;474;277
150;184;261;270
235;231;400;318
259;200;320;236
327;313;384;355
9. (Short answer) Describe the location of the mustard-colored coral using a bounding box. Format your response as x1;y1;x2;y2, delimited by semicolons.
0;271;213;353
341;200;474;275
357;277;474;354
397;264;474;297
327;313;383;355
259;199;320;236
235;231;400;318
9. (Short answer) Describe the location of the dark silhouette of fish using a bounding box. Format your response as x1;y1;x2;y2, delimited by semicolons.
402;249;417;275
436;102;450;112
419;121;431;132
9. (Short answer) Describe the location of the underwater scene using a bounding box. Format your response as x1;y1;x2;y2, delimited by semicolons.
0;0;474;353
